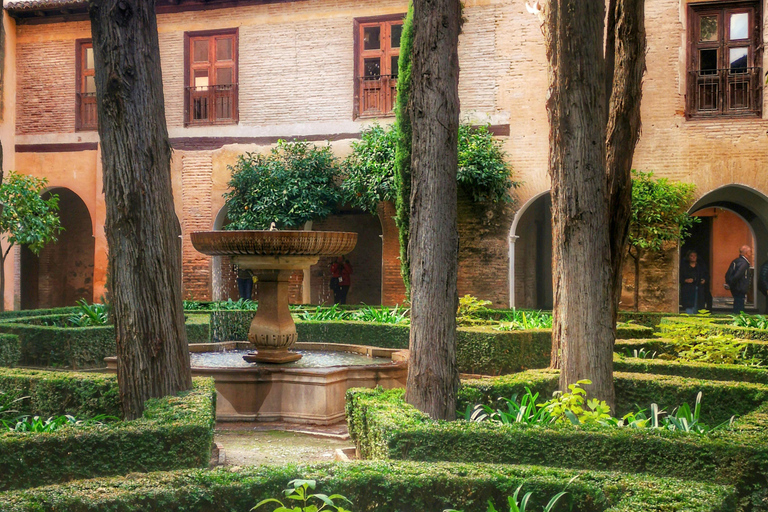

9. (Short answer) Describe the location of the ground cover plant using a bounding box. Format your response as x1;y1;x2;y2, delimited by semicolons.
732;313;768;330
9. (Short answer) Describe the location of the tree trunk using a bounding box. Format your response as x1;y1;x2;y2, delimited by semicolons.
88;0;191;420
545;0;615;408
607;0;646;324
404;0;462;420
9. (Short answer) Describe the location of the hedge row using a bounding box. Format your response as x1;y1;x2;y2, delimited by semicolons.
0;307;80;322
0;314;210;369
0;461;737;512
347;370;768;508
614;355;768;384
0;368;216;491
660;316;768;341
615;337;768;365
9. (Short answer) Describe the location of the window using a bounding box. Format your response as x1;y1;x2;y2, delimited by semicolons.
76;40;97;131
354;15;404;117
185;29;238;126
687;2;762;118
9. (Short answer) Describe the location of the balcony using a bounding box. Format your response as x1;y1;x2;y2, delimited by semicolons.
185;84;238;126
688;67;762;117
357;75;397;117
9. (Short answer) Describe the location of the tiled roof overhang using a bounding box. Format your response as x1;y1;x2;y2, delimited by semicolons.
5;0;292;24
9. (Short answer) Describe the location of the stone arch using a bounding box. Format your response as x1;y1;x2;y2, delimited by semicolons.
686;185;768;312
310;207;384;305
509;191;552;309
20;187;95;309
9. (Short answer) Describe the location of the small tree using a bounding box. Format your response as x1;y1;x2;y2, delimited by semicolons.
627;170;698;311
224;140;341;230
0;172;62;311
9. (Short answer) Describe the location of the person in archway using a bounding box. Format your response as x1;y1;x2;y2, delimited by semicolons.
338;259;353;305
758;253;768;314
235;266;253;300
330;257;343;304
725;245;752;314
680;250;708;315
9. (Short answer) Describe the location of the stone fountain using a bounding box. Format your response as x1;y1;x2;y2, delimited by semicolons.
190;229;357;363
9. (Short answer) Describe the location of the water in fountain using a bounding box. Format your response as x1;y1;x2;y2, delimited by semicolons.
191;350;392;368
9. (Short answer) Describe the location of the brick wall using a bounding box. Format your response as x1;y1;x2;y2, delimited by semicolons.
180;152;213;299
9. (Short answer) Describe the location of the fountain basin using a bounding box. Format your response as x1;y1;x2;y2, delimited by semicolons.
105;342;407;425
190;230;358;363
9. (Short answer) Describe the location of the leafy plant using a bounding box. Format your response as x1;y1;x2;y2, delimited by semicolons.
456;295;494;326
68;299;110;327
2;413;118;432
464;387;553;425
627;171;698;312
298;304;351;322
539;380;613;426
457;124;519;203
495;309;553;330
661;316;759;366
0;391;28;420
224;140;341;230
446;482;571;512
252;479;352;512
350;305;410;324
341;125;399;213
731;313;768;330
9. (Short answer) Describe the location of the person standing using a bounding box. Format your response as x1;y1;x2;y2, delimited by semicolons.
236;266;253;300
680;250;707;315
338;259;353;305
330;257;343;304
758;253;768;314
725;245;752;314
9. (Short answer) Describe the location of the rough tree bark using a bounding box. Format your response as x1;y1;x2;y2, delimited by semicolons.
545;0;645;409
88;0;192;419
404;0;462;420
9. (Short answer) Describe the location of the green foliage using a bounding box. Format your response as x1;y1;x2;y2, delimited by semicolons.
252;479;352;512
224;140;341;230
67;299;110;327
732;313;768;330
299;304;351;322
495;310;553;330
0;461;738;512
457;295;494;326
628;170;698;256
457;124;518;203
0;171;63;258
350;305;410;325
0;371;215;491
341;124;398;213
1;413;118;432
447;483;570;512
395;5;414;296
660;315;760;366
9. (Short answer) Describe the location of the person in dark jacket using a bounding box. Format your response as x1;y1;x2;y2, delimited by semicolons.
680;250;708;314
725;245;752;314
758;254;768;314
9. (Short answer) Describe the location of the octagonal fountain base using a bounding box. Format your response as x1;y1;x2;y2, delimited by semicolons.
105;342;408;425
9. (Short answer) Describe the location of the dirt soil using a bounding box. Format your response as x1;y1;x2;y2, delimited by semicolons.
214;426;353;466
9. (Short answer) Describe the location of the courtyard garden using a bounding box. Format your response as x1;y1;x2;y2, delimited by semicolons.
0;302;766;510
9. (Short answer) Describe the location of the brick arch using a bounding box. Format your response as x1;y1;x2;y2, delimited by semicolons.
686;184;768;312
20;187;95;309
509;190;552;309
309;207;384;305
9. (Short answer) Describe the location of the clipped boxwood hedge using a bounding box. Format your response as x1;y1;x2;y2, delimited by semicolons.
614;355;768;384
0;461;738;512
660;316;768;341
0;314;211;369
347;370;768;508
0;369;216;491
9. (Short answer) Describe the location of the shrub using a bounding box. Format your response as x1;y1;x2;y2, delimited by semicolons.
224;140;341;230
0;461;737;512
0;368;215;491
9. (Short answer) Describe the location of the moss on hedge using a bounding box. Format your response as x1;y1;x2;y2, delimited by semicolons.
0;461;737;512
0;370;215;491
347;371;768;507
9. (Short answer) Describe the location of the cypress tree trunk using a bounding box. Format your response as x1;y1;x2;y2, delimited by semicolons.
545;0;645;410
545;0;615;408
88;0;191;419
404;0;462;420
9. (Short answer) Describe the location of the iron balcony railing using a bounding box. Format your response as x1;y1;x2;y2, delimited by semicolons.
357;74;398;116
185;84;238;125
689;67;761;116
